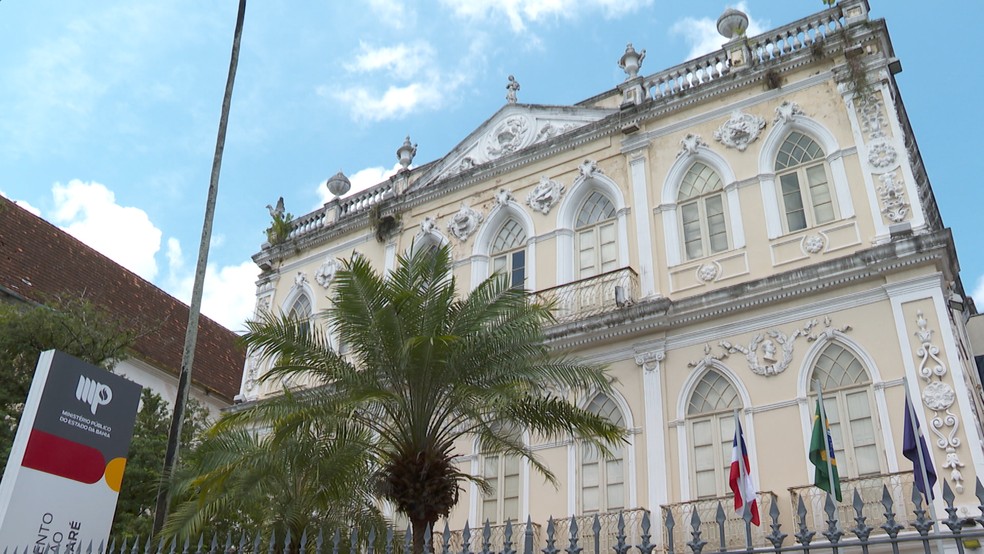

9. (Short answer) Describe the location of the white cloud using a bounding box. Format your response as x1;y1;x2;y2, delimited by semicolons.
316;163;402;206
327;81;451;123
368;0;416;29
440;0;653;33
0;190;41;216
50;180;162;281
345;41;435;80
671;3;769;61
174;261;258;333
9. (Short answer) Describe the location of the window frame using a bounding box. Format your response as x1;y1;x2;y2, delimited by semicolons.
491;218;527;288
685;370;741;498
479;452;522;525
775;131;838;234
579;393;626;514
574;191;618;279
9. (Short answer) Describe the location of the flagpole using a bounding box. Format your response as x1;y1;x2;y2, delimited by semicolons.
903;377;941;534
813;380;838;510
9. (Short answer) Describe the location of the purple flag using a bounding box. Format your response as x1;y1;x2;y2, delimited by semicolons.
903;395;937;499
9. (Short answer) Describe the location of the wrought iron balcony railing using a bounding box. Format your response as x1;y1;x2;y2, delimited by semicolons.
534;267;640;323
788;471;917;534
662;491;778;552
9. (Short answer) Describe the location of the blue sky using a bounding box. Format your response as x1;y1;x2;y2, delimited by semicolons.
1;1;981;331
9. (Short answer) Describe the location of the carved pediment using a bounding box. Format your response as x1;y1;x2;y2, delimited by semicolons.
409;104;614;192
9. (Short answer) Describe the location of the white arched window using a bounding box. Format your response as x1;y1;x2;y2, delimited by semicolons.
809;343;882;478
580;393;625;514
287;293;312;335
575;191;618;278
687;371;740;498
678;162;729;261
775;131;836;233
491;218;527;288
480;427;523;525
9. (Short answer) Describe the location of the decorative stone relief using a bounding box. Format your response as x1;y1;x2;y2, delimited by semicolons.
634;350;665;372
494;188;515;206
713;110;766;152
859;96;887;139
420;217;437;235
526;176;565;215
696;262;720;283
579;159;603;179
487;116;530;160
687;344;728;369
254;295;271;316
877;172;909;223
447;205;483;242
803;316;852;342
678;133;707;158
536;122;576;142
866;138;899;171
773;101;804;124
315;257;340;289
718;317;851;377
243;354;260;393
912;309;965;492
294;271;308;286
505;75;520;104
458;157;477;172
802;234;826;254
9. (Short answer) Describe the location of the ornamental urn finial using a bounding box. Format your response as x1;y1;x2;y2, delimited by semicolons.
396;135;417;171
326;170;351;198
716;8;749;39
618;43;646;80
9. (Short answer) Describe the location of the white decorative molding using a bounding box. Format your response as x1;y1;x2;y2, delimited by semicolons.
447;205;484;242
687;344;728;369
294;271;308;286
696;262;720;283
713;110;766;152
634;350;665;372
486;116;531;160
315;257;340;289
877;172;910;223
536;121;577;142
773;101;804;125
677;133;707;158
865;138;899;172
525;176;565;215
579;158;603;179
912;309;965;493
494;188;515;206
505;75;520;104
802;234;826;254
420;217;436;235
720;317;851;377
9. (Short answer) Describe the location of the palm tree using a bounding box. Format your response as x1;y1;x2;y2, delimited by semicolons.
227;245;625;552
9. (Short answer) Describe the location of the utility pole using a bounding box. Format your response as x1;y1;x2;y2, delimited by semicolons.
152;0;248;536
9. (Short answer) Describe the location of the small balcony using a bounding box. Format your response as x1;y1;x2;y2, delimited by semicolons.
662;492;778;552
534;267;640;323
788;471;917;534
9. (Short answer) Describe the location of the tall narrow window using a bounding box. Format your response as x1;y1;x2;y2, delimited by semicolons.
575;191;618;279
809;343;881;478
776;132;835;233
288;293;312;336
491;219;527;288
678;162;728;261
481;452;521;524
580;394;625;514
687;371;740;498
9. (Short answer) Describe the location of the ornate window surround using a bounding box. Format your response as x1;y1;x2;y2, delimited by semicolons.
674;360;756;501
555;172;630;284
471;202;537;290
758;115;854;240
567;389;637;515
794;333;897;478
408;223;448;256
660;148;744;267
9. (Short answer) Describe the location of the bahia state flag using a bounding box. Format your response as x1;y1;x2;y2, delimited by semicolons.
809;399;842;501
729;415;760;525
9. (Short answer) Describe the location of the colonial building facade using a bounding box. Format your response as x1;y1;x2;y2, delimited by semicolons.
241;0;983;546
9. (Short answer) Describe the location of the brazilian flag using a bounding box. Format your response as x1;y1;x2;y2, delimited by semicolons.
809;399;842;501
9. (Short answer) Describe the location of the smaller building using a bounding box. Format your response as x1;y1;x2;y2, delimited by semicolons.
0;196;245;415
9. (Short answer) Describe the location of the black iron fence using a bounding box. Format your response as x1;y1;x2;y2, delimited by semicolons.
20;478;984;554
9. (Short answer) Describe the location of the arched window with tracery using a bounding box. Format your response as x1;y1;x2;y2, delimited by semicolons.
678;162;729;260
809;343;882;478
776;131;835;232
288;293;312;336
687;370;740;498
575;191;618;278
580;393;625;514
491;218;527;288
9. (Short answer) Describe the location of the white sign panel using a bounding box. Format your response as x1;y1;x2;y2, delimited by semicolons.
0;350;142;550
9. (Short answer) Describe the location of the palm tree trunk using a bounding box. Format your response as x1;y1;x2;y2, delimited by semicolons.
411;516;433;554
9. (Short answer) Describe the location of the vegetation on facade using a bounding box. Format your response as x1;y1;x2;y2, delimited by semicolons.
175;246;625;552
265;210;294;245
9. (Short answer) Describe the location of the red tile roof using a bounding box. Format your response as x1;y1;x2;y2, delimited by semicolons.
0;196;246;402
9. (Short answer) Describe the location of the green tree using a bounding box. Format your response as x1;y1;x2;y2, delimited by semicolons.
0;296;138;467
112;389;211;540
222;245;624;552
